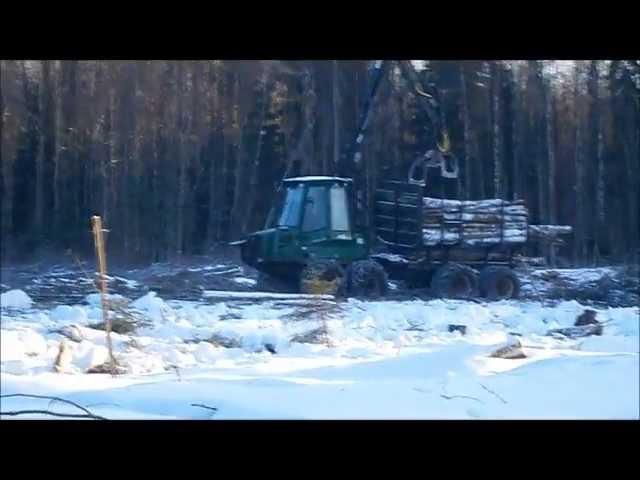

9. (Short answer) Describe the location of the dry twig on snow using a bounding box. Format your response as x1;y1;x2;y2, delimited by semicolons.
0;393;107;420
479;383;508;404
191;403;218;414
439;383;484;404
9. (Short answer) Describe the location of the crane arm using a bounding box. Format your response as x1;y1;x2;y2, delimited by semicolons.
341;60;390;176
395;60;446;147
341;60;459;227
342;60;453;177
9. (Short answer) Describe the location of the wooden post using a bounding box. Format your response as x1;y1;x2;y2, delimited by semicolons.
91;215;115;372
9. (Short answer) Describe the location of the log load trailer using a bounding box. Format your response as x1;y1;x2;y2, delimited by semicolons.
231;61;573;300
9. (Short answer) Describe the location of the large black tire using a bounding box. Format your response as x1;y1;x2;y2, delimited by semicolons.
431;263;479;299
479;266;520;300
255;272;295;293
299;260;346;296
346;259;389;299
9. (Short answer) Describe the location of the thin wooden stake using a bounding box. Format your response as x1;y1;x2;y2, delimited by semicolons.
91;215;115;373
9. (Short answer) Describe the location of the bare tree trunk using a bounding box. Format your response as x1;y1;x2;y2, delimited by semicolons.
594;124;605;266
217;141;228;241
53;61;66;243
573;64;585;264
33;61;51;241
500;64;515;202
216;67;233;243
316;63;330;176
207;61;220;244
586;60;600;265
302;67;317;175
623;117;639;265
545;77;557;266
120;63;135;259
459;64;474;200
243;70;271;233
0;60;12;258
103;84;114;229
332;60;341;175
512;82;521;202
393;72;403;179
530;62;548;228
229;72;248;239
34;125;45;241
574;124;584;264
207;132;218;245
491;62;502;198
185;60;205;254
176;63;187;258
546;84;557;226
109;70;122;256
596;128;605;226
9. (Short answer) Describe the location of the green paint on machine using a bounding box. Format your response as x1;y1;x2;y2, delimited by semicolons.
238;177;369;280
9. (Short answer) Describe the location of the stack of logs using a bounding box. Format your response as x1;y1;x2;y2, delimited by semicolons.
422;197;572;247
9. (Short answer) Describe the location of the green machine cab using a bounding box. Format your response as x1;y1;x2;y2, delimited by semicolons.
236;177;369;282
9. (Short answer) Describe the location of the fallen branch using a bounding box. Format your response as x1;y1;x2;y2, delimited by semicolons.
1;393;101;417
191;403;218;418
479;383;507;404
85;402;122;409
0;393;107;420
191;403;218;412
440;394;483;403
0;409;106;420
440;383;484;404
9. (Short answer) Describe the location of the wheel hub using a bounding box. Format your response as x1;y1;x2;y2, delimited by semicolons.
495;277;514;298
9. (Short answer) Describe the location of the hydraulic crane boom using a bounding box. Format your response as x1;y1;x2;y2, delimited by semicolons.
343;60;452;170
339;60;459;229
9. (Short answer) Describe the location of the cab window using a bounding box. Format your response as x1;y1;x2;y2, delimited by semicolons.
277;184;304;228
302;186;329;232
330;184;350;232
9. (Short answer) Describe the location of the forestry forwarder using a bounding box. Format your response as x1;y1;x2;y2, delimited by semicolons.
230;61;570;300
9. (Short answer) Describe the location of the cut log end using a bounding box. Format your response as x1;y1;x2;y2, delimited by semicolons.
489;336;527;359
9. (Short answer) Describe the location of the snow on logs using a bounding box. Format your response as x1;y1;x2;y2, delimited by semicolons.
420;197;572;247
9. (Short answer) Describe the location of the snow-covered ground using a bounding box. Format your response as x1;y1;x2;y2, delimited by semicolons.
1;285;638;419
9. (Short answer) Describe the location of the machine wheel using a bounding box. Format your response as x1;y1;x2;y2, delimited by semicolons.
479;266;520;300
299;260;346;296
346;259;389;299
255;272;295;294
431;263;479;299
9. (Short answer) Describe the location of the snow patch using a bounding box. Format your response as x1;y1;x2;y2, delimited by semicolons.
72;341;110;371
131;292;174;322
50;305;89;325
1;290;33;309
233;277;258;287
85;293;127;306
1;278;638;419
1;329;48;361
